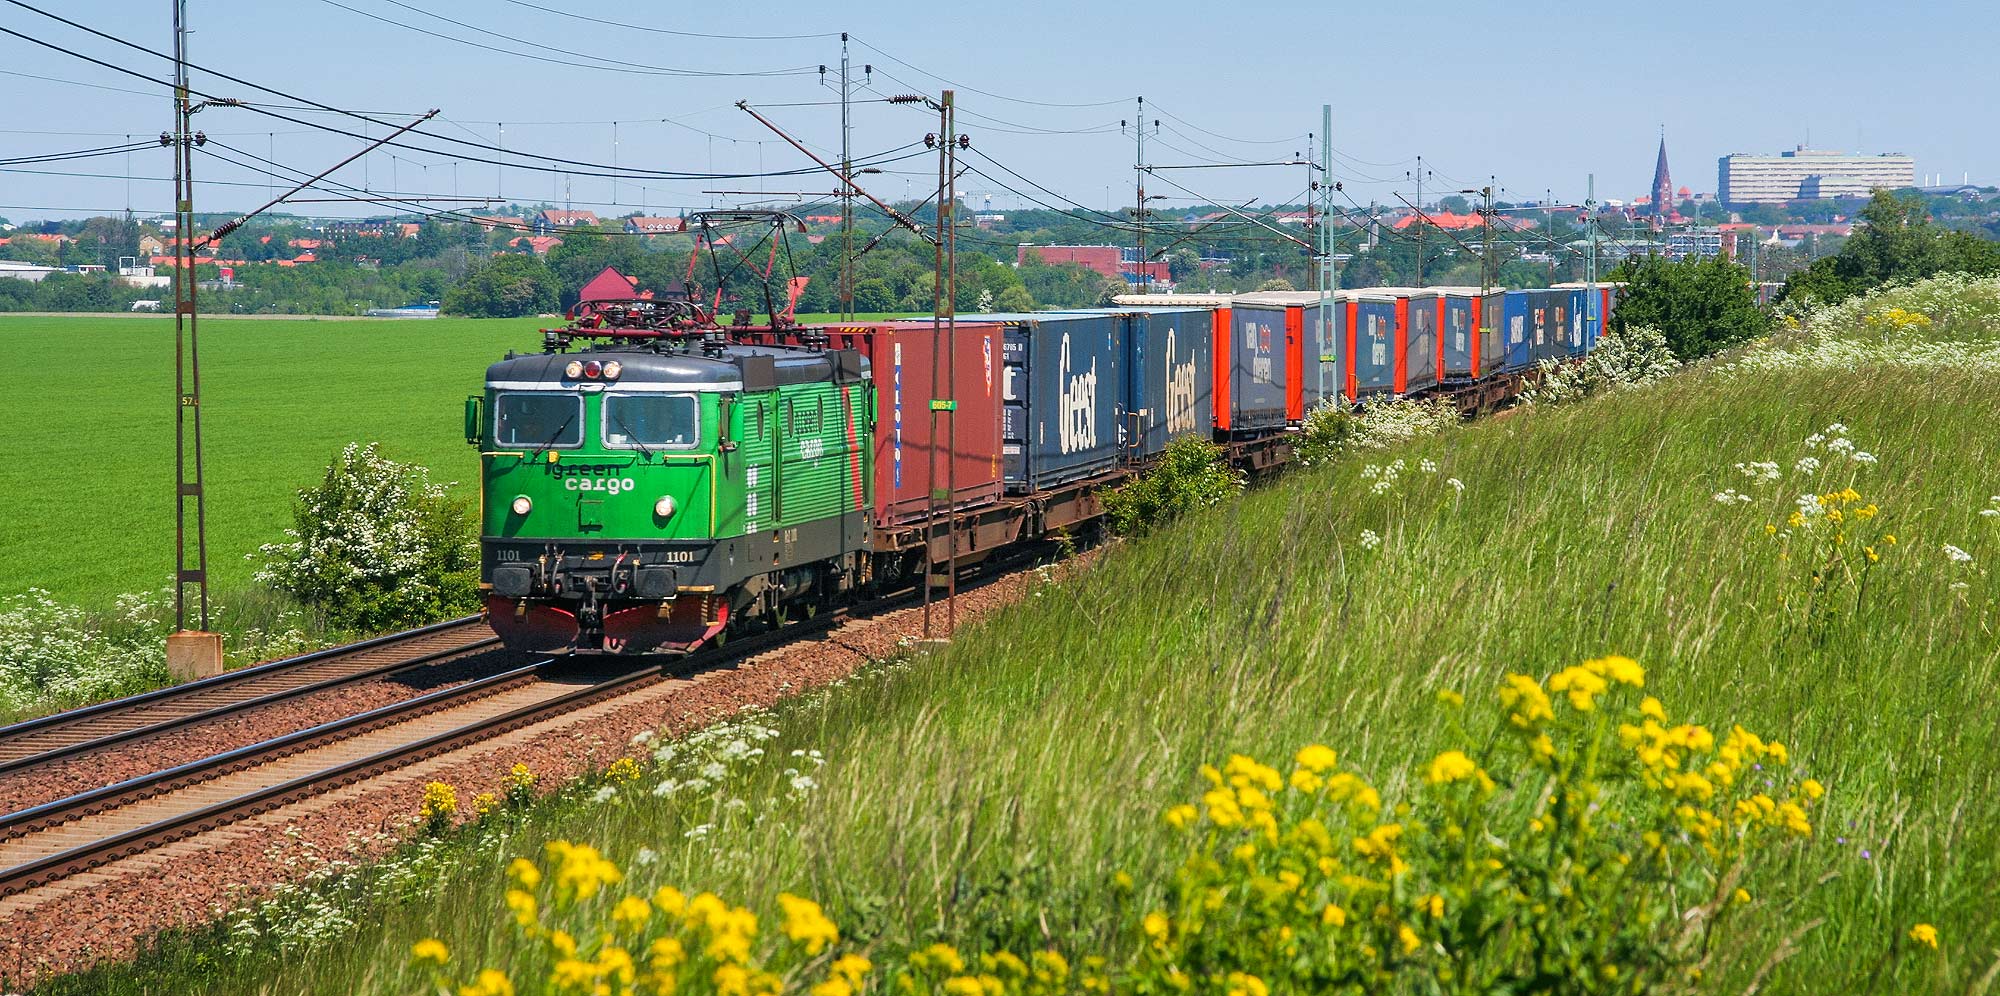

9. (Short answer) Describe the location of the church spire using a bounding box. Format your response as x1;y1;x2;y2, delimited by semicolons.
1650;128;1674;224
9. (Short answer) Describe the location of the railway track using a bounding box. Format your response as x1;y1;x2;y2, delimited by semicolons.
0;575;967;901
0;617;500;778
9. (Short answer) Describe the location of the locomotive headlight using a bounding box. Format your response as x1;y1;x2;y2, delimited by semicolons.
583;360;603;379
602;360;622;379
564;360;583;379
653;495;676;518
510;495;533;516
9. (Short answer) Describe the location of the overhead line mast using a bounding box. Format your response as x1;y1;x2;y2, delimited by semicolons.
169;0;210;649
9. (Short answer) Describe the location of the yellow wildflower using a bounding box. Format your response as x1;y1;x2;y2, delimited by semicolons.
942;977;984;996
1288;767;1324;793
1733;888;1751;905
833;954;874;986
1030;951;1068;984
1418;893;1444;918
1909;923;1939;949
1590;655;1645;687
1884;533;1897;545
548;930;578;958
646;937;685;969
411;938;450;968
1398;924;1422;955
777;893;839;955
915;943;966;975
504;888;537;929
606;756;643;782
1548;664;1609;711
1164;803;1198;829
1499;674;1554;727
1640;696;1667;722
507;857;542;891
549;958;596;992
652;885;687;918
1435;688;1465;707
1801;778;1826;800
612;895;652;934
714;964;752;996
460;968;515;996
812;980;854;996
1143;911;1170;944
1224;971;1268;996
1224;754;1284;792
1321;904;1348;927
1295;744;1339;773
1425;750;1479;785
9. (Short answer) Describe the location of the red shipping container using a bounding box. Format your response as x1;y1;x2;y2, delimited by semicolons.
818;322;1006;529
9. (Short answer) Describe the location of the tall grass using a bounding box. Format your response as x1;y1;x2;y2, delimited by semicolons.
44;279;2000;994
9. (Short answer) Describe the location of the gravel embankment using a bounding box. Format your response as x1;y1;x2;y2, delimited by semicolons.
0;570;1040;986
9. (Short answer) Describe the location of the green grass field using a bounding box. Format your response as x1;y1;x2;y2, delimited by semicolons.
45;278;2000;994
0;315;545;607
0;311;919;610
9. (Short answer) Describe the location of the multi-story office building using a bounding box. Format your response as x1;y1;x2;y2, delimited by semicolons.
1717;148;1915;205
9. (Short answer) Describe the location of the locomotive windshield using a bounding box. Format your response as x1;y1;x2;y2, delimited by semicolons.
603;393;699;449
495;392;583;449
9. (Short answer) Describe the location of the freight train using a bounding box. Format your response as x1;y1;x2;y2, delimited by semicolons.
468;283;1617;653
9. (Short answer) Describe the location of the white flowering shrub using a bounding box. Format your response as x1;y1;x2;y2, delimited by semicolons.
255;443;480;634
1737;274;2000;377
1521;324;1680;408
1296;396;1461;468
0;588;171;717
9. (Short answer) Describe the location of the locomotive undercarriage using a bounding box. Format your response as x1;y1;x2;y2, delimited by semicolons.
485;541;878;655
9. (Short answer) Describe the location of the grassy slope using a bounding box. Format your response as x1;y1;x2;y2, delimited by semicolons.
0;315;543;605
71;329;2000;994
0;312;922;608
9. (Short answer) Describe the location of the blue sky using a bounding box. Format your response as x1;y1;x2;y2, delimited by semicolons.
0;0;1984;222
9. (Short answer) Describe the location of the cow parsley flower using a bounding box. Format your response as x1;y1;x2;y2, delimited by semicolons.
1359;529;1382;551
1419;458;1438;474
1446;477;1465;494
1943;543;1974;564
1851;451;1878;465
1795;456;1822;474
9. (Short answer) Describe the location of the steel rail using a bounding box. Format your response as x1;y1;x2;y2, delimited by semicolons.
0;572;961;898
0;618;495;774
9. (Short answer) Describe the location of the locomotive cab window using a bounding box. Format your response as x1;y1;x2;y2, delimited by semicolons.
603;393;699;449
494;392;583;449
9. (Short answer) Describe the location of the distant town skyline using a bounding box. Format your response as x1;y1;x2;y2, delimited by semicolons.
0;0;1987;222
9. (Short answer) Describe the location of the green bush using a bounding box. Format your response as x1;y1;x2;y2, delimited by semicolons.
1609;254;1769;360
255;443;481;634
1521;323;1680;407
1783;191;2000;305
1102;437;1243;535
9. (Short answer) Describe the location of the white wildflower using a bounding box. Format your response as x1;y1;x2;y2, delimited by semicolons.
1825;436;1856;455
629;730;655;747
1851;451;1878;465
1370;480;1394;495
1446;477;1465;494
1943;543;1974;564
1713;489;1754;506
633;847;659;866
1826;422;1849;436
1803;433;1825;449
699;761;727;780
1361;464;1381;480
1795;456;1822;474
684;824;713;840
590;785;619;805
651;779;680;798
1419;458;1438;474
1359;529;1382;551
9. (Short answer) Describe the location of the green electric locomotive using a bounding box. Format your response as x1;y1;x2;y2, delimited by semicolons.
468;311;874;653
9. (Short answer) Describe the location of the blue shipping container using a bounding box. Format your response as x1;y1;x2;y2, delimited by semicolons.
1350;293;1398;396
1438;289;1478;378
1401;290;1441;393
1500;290;1532;372
1225;303;1289;432
1122;307;1215;457
1527;288;1568;365
982;312;1126;493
